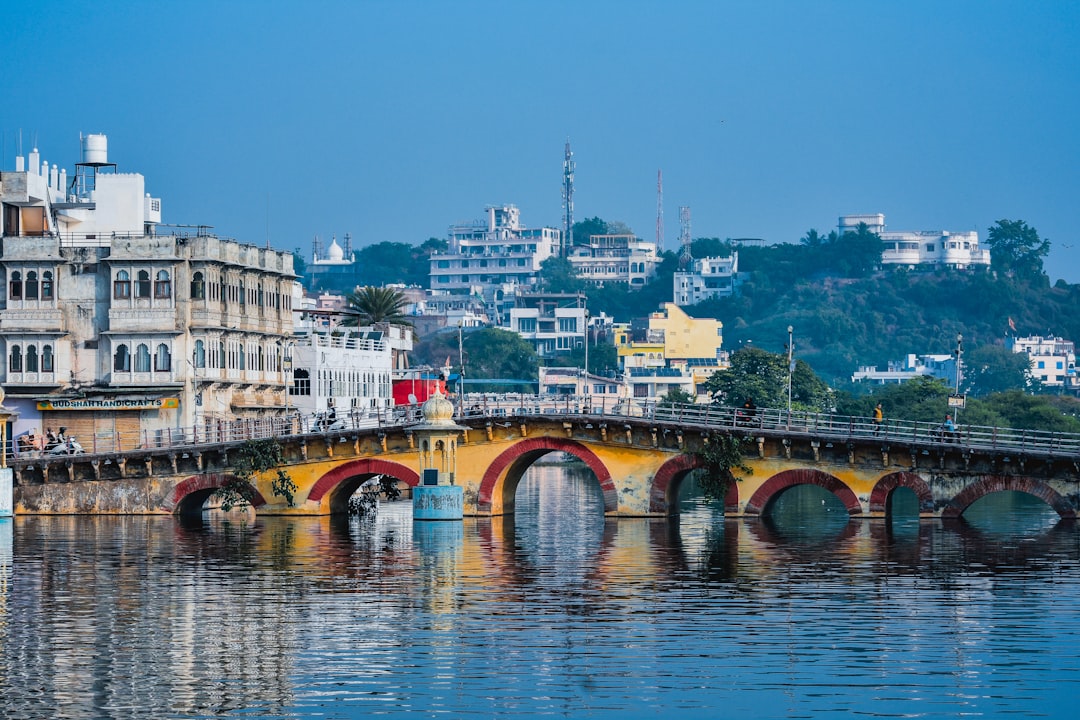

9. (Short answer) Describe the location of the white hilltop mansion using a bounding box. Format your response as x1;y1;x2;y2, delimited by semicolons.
0;134;296;449
428;205;561;325
839;214;990;270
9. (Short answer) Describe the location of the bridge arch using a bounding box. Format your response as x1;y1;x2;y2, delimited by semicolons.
869;471;934;517
165;473;268;515
744;468;861;517
308;458;420;515
941;475;1076;520
477;437;617;515
649;454;739;515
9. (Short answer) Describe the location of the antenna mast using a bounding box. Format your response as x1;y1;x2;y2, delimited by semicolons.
656;170;664;252
562;139;575;257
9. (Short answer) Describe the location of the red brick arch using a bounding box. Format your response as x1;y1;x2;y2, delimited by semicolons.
869;471;934;515
744;468;861;516
307;458;420;505
477;437;617;514
164;472;267;514
941;474;1076;520
650;454;739;514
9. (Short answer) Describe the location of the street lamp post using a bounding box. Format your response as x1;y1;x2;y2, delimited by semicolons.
457;320;465;417
954;333;963;423
786;325;794;428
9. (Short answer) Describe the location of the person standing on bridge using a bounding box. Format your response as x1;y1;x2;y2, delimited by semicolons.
872;402;884;435
941;414;957;443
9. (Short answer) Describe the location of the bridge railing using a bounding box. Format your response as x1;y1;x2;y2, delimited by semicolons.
6;396;1080;462
456;395;1080;457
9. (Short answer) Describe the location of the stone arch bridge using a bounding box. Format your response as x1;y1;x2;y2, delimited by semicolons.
10;404;1080;521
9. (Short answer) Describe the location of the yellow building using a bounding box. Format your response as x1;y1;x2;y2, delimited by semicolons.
613;304;726;401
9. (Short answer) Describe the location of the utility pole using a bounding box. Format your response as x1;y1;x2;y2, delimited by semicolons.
786;326;794;429
457;321;465;417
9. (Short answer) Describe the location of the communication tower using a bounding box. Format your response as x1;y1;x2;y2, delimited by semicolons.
656;170;664;252
679;206;692;267
562;139;575;257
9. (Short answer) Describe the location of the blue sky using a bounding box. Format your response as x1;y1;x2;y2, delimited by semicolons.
3;1;1078;281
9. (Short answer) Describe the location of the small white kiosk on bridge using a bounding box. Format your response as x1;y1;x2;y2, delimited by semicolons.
411;390;465;521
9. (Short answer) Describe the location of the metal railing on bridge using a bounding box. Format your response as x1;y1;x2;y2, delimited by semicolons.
6;397;1080;461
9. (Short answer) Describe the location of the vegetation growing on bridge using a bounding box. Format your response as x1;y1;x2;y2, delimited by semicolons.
696;434;754;502
214;439;298;512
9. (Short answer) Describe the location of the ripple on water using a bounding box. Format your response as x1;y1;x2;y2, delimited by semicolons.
1;472;1079;718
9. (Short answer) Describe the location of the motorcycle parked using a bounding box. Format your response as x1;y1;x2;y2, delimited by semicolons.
45;436;85;455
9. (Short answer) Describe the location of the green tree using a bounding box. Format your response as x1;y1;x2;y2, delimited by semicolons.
462;328;539;393
659;387;696;407
987;219;1050;281
564;341;619;377
345;286;411;326
539;256;586;293
690;237;734;258
963;344;1039;396
833;223;884;277
571;217;609;246
291;249;307;277
213;438;296;512
704;347;830;411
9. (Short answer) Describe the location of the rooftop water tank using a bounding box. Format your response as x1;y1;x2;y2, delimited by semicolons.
82;134;108;165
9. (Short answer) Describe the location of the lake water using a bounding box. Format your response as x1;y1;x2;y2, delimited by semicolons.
2;463;1079;719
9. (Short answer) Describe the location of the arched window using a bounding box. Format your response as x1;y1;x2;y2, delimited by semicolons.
154;343;171;372
9;346;22;372
114;270;131;299
134;344;151;372
26;345;38;372
154;270;171;299
218;341;225;369
135;270;151;298
191;271;205;300
114;344;131;371
9;271;21;299
42;344;54;372
239;281;246;305
25;271;38;300
41;271;53;300
193;340;206;368
238;343;246;371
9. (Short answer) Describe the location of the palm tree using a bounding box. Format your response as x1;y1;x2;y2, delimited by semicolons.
344;286;412;327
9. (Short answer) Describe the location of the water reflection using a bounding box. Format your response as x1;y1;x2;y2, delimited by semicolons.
1;469;1079;718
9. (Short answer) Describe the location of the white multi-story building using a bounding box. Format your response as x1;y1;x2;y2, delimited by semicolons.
1011;336;1077;389
851;354;958;385
429;205;561;324
567;233;659;287
509;292;586;358
839;214;990;269
673;253;739;306
0;134;296;448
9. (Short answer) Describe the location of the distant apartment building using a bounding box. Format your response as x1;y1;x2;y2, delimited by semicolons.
673;252;739;306
509;291;587;359
851;354;958;385
1011;335;1077;389
429;205;561;325
614;304;726;401
839;214;990;270
567;233;659;286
